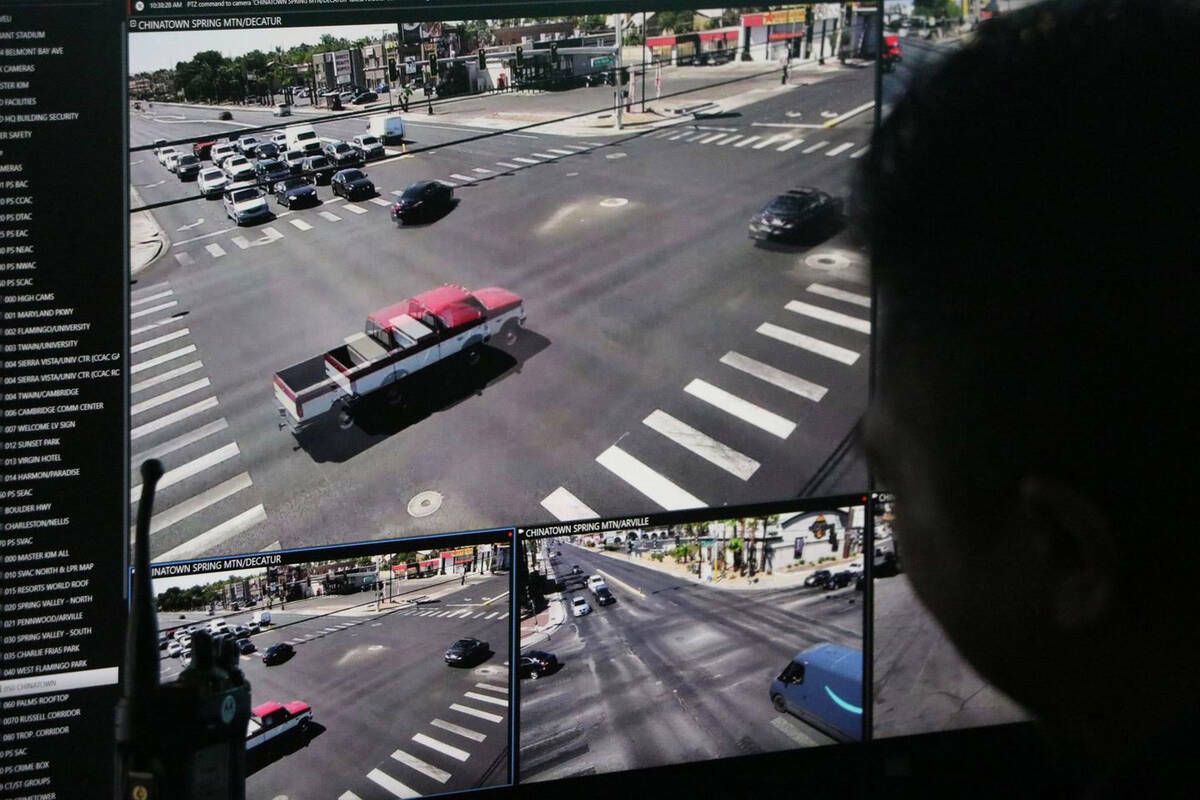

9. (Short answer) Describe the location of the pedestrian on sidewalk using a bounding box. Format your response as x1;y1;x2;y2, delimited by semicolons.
781;60;789;85
461;572;466;586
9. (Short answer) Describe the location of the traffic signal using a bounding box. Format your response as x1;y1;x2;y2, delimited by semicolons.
550;42;558;60
388;58;397;81
478;49;486;69
428;56;438;77
515;45;524;66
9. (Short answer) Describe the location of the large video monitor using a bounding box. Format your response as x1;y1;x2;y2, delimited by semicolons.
0;1;1037;798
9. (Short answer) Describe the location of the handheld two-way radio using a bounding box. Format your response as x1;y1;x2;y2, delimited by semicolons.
115;459;252;800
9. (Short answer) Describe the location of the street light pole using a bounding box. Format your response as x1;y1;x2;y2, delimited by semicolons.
615;14;623;130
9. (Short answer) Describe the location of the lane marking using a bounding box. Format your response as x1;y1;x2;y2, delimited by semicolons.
753;134;789;149
475;682;508;694
130;417;228;464
472;167;496;174
289;218;312;230
668;132;689;141
720;351;828;403
342;204;367;214
547;149;574;155
449;173;476;182
734;136;761;148
699;132;727;143
154;504;266;563
131;316;185;336
131;328;189;354
131;361;205;395
435;179;457;186
129;396;217;440
715;134;742;145
512;157;539;164
563;145;589;151
850;146;869;159
129;442;239;503
530;153;557;159
484;612;498;619
449;703;503;723
802;141;830;153
592;568;645;599
365;768;418;799
757;322;860;365
131;301;178;320
685;132;708;142
595;445;706;511
132;281;169;298
462;691;507;708
412;733;470;762
684;379;796;439
130;345;196;375
785;300;871;334
137;472;253;538
318;211;341;222
390;749;450;784
339;792;364;800
172;227;235;247
826;142;856;156
643;409;759;480
540;487;598;521
205;243;226;258
130;377;210;417
806;283;870;308
430;718;486;742
131;290;173;307
369;197;392;206
174;252;194;266
776;138;806;151
495;161;520;169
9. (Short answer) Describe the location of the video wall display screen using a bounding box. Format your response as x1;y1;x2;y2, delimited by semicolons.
516;495;867;782
125;2;874;565
869;493;1031;739
148;529;515;799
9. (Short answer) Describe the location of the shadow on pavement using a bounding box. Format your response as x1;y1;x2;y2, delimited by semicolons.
246;722;326;776
293;332;550;463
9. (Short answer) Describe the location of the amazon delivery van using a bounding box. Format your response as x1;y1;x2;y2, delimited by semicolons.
769;643;863;742
366;113;405;144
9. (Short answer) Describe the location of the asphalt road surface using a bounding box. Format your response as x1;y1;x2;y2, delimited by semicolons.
518;541;863;782
872;573;1029;739
159;574;513;799
129;68;874;562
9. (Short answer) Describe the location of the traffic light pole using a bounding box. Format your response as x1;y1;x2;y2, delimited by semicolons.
614;14;623;130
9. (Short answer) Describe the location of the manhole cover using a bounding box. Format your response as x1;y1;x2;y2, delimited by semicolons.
408;490;443;517
474;665;502;676
599;197;628;208
805;250;853;271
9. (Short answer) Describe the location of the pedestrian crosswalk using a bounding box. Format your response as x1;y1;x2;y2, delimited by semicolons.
339;672;508;798
539;281;869;521
640;125;867;157
129;282;266;563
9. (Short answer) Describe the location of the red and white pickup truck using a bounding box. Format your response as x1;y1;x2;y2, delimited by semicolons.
245;700;313;750
273;284;525;432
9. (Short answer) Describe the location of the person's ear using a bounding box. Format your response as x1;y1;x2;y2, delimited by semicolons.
1018;475;1116;631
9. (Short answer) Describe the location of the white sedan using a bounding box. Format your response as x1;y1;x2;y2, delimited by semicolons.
223;187;271;225
156;145;176;166
571;596;591;617
166;641;183;658
198;168;229;198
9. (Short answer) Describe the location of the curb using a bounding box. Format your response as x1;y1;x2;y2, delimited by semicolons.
129;186;169;276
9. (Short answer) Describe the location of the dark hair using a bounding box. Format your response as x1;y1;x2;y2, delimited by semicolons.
856;0;1199;519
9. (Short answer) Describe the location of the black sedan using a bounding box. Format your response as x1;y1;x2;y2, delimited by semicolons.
748;188;844;242
825;570;857;590
254;141;280;160
351;91;378;105
273;176;318;208
175;154;202;181
237;638;257;655
255;159;290;185
518;650;558;680
803;569;832;588
331;168;376;201
262;642;295;666
390;180;453;225
301;154;335;185
444;637;489;666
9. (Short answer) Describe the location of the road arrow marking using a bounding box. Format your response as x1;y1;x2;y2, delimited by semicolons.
176;218;205;231
786;111;804;118
820;110;838;118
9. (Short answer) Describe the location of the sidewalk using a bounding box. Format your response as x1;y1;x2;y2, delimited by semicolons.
130;186;168;275
519;553;567;649
589;546;862;593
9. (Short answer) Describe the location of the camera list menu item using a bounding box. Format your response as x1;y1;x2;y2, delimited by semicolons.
0;2;126;798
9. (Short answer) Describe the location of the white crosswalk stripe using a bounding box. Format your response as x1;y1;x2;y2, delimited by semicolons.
136;472;253;537
547;149;574;155
496;161;520;169
540;486;597;521
131;301;178;320
472;167;496;174
130;442;240;503
643;409;759;480
802;141;830;154
131;418;228;464
463;691;507;708
734;136;761;148
475;682;508;694
132;281;169;298
430;718;486;742
129;396;217;440
715;134;743;145
685;132;708;142
342;204;367;214
369;197;392;206
289;218;312;230
826;142;855;156
132;290;173;307
450;703;503;723
412;733;469;762
318;210;341;222
684;379;796;439
131;316;185;336
130;361;203;394
338;792;364;800
595;445;706;510
174;252;194;266
563;144;589;151
130;378;210;416
449;173;475;182
131;328;189;354
806;283;871;308
531;153;557;159
785;300;871;333
512;157;539;164
668;132;689;141
850;146;869;159
130;345;196;375
753;134;789;149
365;768;418;798
155;504;266;562
391;749;451;783
776;138;805;151
720;351;827;402
757;322;860;365
205;243;226;258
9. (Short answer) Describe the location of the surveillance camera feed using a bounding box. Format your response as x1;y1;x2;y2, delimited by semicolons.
127;5;873;565
869;493;1031;738
516;497;866;782
149;531;514;799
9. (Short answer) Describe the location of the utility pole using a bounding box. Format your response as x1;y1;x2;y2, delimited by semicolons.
641;10;647;113
614;13;623;130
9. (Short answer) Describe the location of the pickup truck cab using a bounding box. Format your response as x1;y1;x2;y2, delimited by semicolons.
245;701;312;750
273;284;526;432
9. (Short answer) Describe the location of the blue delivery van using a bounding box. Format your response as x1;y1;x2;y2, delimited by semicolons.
769;643;863;742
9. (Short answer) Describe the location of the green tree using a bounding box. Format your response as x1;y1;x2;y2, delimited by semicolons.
655;10;697;33
913;0;961;20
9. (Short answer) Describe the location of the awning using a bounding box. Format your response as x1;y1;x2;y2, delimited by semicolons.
699;30;739;42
